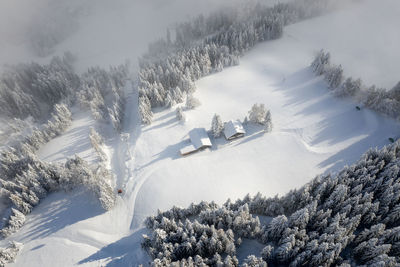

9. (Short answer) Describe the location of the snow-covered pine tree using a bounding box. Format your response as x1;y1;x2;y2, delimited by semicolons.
78;64;128;128
324;64;344;89
89;127;107;162
362;85;386;110
176;107;186;122
0;209;26;238
242;255;267;267
139;95;153;124
334;77;362;97
0;53;78;120
61;156;115;210
261;245;274;261
53;103;72;129
263;110;273;132
211;114;224;138
9;193;33;215
90;166;116;210
185;94;201;110
265;215;288;241
353;238;391;264
165;92;176;108
311;49;330;75
248;104;267;125
0;241;23;266
173;86;185;103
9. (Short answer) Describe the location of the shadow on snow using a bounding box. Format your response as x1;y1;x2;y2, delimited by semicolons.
77;228;150;266
19;189;104;241
279;67;399;173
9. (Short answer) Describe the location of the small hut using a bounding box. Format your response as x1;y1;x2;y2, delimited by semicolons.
180;128;212;156
224;120;246;140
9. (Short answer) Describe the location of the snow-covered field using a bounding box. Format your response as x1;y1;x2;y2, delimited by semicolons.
131;36;400;226
4;0;400;266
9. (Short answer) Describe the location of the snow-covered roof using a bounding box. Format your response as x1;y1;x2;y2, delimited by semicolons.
189;128;212;150
180;144;197;156
224;120;246;140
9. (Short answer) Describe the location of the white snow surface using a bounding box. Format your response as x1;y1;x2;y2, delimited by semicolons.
10;36;400;266
4;1;400;266
37;110;97;164
131;40;400;226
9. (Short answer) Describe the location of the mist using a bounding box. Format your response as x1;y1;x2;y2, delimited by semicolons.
285;0;400;89
0;0;246;72
0;0;399;85
58;0;245;72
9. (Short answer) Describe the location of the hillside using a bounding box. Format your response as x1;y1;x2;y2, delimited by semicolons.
131;30;400;228
1;0;400;266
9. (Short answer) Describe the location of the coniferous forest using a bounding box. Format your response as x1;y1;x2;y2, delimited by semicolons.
142;140;400;266
0;0;399;266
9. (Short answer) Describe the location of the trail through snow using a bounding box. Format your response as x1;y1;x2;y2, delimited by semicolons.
10;31;400;267
5;2;400;264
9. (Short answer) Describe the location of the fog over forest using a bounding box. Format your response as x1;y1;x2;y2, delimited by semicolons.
1;0;400;266
1;0;399;86
0;0;247;71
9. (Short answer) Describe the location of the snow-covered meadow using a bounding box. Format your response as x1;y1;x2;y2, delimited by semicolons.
1;0;400;266
132;32;400;226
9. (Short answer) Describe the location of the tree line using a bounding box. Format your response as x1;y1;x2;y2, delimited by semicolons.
0;53;129;133
0;53;78;121
0;54;129;239
77;63;129;132
138;0;337;125
311;49;400;120
0;58;128;240
143;140;400;266
0;150;116;239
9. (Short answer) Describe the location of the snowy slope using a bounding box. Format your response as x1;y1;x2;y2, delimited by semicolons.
37;110;97;164
131;36;400;227
5;1;400;266
5;88;149;267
